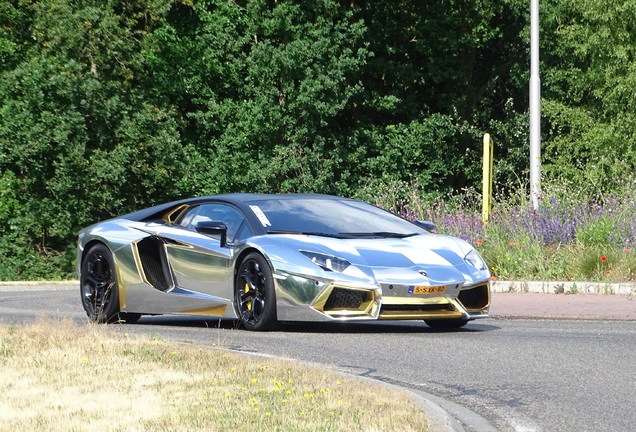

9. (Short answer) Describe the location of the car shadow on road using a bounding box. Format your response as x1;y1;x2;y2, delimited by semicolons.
127;316;500;333
279;320;500;334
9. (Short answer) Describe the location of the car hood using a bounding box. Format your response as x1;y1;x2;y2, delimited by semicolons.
258;233;486;286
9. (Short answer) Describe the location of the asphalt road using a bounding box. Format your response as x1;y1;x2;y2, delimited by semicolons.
1;285;635;432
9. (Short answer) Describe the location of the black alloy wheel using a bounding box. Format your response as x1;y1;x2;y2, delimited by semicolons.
80;243;121;323
235;252;277;331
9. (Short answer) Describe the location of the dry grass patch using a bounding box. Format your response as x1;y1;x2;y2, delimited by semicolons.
0;319;429;431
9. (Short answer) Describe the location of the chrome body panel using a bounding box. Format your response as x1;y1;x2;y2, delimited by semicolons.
78;219;238;317
77;195;491;325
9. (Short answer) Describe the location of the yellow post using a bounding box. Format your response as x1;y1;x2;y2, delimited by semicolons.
482;134;493;224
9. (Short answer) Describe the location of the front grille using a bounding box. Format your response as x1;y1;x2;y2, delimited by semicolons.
324;288;367;310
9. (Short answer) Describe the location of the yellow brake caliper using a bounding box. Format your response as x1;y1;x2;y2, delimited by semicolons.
245;282;252;311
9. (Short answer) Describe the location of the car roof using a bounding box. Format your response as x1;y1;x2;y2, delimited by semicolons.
120;193;346;222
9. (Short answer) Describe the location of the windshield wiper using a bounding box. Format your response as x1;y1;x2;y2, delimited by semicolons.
338;232;419;239
266;230;346;239
267;230;419;239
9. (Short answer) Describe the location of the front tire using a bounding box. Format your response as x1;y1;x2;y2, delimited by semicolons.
80;243;121;323
235;253;277;331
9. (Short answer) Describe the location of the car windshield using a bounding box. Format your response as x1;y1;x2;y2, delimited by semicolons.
246;198;426;238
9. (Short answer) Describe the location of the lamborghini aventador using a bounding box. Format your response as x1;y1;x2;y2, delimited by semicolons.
77;194;490;330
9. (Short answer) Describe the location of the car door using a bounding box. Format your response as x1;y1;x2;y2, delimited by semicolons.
159;203;252;299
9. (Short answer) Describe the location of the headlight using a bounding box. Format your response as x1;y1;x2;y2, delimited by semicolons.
464;249;487;271
300;251;351;272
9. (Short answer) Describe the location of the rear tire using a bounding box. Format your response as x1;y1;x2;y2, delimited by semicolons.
425;319;469;329
80;243;121;323
235;253;278;331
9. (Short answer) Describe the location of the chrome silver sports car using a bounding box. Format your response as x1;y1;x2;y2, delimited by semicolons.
77;194;490;330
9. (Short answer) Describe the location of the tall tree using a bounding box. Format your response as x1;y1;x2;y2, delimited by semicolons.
142;0;370;194
0;0;186;278
540;0;636;192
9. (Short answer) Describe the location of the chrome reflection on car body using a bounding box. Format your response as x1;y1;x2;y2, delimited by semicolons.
77;194;491;328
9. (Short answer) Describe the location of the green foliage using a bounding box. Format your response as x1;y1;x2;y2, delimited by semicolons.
1;0;635;279
540;0;636;189
0;0;186;278
347;114;473;194
479;239;572;282
140;0;373;195
576;218;616;246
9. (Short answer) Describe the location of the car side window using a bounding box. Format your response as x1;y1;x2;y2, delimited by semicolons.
180;204;252;243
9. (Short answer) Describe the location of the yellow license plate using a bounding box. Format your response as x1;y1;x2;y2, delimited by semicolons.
412;286;446;294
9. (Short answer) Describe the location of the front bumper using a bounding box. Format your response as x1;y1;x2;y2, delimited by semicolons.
275;272;490;322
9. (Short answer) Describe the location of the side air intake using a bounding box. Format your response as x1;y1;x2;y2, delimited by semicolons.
324;288;367;310
457;284;490;310
136;237;173;292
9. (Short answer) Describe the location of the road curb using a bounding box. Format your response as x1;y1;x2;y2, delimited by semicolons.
0;281;77;292
491;280;635;295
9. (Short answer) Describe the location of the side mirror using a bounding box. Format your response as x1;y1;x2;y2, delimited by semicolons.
414;220;437;233
194;220;228;247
